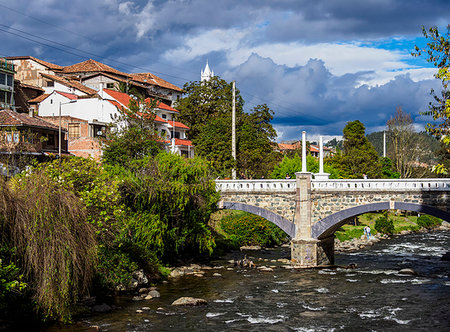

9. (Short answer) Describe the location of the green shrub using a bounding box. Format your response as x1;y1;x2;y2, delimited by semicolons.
2;171;97;322
375;215;395;234
416;215;442;229
116;152;220;263
220;212;287;247
0;255;27;310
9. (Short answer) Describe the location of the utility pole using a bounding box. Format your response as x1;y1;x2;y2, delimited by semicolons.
232;80;236;179
383;130;386;158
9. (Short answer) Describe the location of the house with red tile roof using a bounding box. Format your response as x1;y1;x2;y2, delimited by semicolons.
7;56;183;108
0;108;67;175
6;56;63;87
276;141;334;157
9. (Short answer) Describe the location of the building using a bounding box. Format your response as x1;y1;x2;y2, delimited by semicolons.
7;55;192;159
201;60;214;82
5;56;63;87
0;108;67;176
8;57;182;107
0;58;16;110
276;141;334;157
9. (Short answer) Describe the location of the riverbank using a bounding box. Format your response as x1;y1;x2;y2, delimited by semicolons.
335;220;450;253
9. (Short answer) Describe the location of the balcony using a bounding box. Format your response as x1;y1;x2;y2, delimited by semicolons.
0;58;15;73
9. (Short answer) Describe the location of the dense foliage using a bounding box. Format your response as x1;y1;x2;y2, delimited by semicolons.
116;152;220;263
413;25;450;174
271;154;342;179
416;215;442;229
177;77;280;178
374;214;395;234
1;170;97;322
102;98;162;167
328;120;382;178
220;212;287;247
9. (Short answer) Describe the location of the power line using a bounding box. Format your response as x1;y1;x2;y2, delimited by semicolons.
1;23;324;124
0;24;190;83
0;2;97;43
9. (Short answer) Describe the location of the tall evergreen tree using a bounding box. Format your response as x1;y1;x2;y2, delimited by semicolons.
328;120;382;178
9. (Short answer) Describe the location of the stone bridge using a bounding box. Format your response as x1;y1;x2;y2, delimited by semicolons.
216;174;450;267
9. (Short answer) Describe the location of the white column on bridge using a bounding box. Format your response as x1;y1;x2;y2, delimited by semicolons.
302;131;307;173
319;136;324;174
314;135;330;180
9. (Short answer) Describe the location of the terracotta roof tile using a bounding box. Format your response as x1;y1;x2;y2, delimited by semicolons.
62;59;131;78
56;91;78;100
0;109;60;131
174;138;193;146
103;89;132;107
167;121;189;130
40;73;97;96
144;97;178;112
28;93;50;103
7;56;63;71
131;73;182;92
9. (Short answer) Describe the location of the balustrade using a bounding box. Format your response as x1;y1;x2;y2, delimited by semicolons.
216;178;450;193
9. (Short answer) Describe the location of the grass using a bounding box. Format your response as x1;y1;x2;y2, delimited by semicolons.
335;212;430;242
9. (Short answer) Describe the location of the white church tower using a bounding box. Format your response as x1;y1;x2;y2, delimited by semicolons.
201;60;214;82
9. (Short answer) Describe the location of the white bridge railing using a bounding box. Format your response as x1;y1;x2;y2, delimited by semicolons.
216;178;450;193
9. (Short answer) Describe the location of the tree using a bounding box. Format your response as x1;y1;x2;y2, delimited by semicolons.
102;97;162;166
386;107;428;178
328;120;382;178
237;104;280;178
177;77;278;178
412;25;450;174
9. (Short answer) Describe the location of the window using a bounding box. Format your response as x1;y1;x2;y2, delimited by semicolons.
6;75;13;87
106;83;115;89
13;132;19;143
0;73;5;85
174;131;180;139
68;123;81;138
47;133;55;146
50;99;53;104
162;114;167;119
46;80;54;87
6;132;12;142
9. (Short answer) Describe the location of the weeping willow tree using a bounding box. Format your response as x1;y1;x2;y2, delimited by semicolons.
0;171;97;322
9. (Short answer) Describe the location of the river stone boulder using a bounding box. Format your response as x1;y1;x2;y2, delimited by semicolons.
92;303;112;313
240;245;261;251
171;297;207;306
441;221;450;229
398;268;416;275
148;290;160;298
132;270;148;286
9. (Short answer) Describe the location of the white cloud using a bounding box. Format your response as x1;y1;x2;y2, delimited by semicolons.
163;26;432;87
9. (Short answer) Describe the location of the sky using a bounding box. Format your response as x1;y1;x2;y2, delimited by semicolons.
1;0;449;142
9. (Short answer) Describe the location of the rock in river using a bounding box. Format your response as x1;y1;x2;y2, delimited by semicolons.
398;268;416;275
171;297;207;306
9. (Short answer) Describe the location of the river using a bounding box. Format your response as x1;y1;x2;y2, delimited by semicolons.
46;230;449;331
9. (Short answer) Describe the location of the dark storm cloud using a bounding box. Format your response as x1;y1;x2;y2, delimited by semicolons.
225;54;440;139
0;0;447;139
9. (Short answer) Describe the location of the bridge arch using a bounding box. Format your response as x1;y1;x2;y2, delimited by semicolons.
220;201;296;238
312;201;450;240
